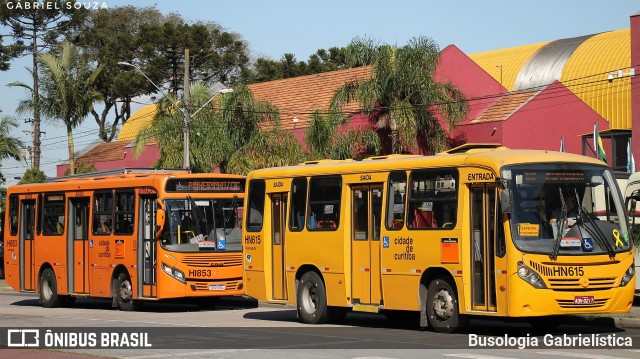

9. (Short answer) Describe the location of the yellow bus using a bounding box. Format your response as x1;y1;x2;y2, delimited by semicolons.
242;145;635;333
4;170;244;310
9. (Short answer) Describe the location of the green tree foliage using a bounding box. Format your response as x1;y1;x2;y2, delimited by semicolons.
136;83;302;174
71;6;164;142
18;167;46;184
0;0;86;169
0;117;24;180
13;42;102;175
330;36;468;155
227;127;305;175
304;110;380;160
246;47;348;83
63;162;97;175
139;16;250;97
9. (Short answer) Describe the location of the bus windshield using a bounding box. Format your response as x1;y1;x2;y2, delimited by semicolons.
503;164;631;256
161;197;242;252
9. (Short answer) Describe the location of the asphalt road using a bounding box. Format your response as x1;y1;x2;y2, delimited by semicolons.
0;288;639;358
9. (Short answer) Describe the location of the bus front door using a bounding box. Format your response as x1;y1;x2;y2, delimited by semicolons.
470;184;507;313
68;197;90;294
138;195;157;298
271;193;288;301
351;185;383;306
19;199;36;292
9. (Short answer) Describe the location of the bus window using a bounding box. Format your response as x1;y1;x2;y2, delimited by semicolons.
9;194;18;236
407;170;458;229
42;194;65;235
289;177;307;231
93;192;113;235
386;171;407;230
115;191;135;235
308;176;341;230
246;180;266;232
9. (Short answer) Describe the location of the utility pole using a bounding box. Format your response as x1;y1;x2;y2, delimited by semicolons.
183;48;191;170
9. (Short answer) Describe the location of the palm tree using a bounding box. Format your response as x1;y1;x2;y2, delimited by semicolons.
330;36;468;155
0;117;24;180
136;83;303;173
12;42;102;175
304;110;380;160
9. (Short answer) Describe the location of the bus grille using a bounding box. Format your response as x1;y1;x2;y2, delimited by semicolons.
191;280;241;292
182;254;242;267
555;298;609;309
547;277;616;290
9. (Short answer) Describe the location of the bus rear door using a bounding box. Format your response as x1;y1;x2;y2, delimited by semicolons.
19;198;36;292
138;194;157;298
351;185;384;307
270;193;288;300
68;197;90;294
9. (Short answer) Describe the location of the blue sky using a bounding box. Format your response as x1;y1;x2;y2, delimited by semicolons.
0;0;638;184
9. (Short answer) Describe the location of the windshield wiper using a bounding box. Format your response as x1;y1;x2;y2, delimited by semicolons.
187;195;208;232
222;195;239;235
572;190;616;258
551;189;567;259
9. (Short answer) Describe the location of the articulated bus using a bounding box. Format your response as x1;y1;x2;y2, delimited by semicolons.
4;170;244;310
242;145;635;333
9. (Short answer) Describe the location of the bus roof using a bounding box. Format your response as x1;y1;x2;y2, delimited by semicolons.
8;172;245;193
247;148;607;180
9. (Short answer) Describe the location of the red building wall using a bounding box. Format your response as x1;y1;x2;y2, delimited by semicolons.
631;13;640;160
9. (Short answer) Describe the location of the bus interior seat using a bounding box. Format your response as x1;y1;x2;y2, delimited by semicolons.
412;209;437;228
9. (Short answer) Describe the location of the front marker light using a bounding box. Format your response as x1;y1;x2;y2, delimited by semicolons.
162;262;186;283
620;265;635;287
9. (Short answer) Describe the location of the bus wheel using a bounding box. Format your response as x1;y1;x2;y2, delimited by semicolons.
426;277;465;333
39;268;60;308
297;271;329;324
115;273;137;311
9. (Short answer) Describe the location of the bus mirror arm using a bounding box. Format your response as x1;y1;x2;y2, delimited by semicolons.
155;209;166;237
501;190;511;213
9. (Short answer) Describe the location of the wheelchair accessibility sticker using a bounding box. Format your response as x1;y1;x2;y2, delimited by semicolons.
383;236;389;248
581;237;594;252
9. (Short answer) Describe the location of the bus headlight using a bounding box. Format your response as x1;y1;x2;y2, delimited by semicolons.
162;262;186;284
619;265;635;287
517;263;547;289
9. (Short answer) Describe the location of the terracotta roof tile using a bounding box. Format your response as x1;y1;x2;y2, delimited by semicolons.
470;90;538;124
76;141;131;164
248;66;372;130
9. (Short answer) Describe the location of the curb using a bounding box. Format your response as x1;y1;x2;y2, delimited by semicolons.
613;316;640;329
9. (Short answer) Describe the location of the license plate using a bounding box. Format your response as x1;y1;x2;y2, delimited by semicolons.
209;284;225;291
573;296;594;304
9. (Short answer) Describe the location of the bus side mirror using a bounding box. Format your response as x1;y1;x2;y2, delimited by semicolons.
501;190;511;213
156;209;166;227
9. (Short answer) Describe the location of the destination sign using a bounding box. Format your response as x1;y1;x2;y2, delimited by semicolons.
166;179;245;193
522;171;587;184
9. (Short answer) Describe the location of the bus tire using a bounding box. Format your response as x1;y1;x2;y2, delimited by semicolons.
39;268;60;308
297;271;329;324
115;272;138;311
426;276;465;333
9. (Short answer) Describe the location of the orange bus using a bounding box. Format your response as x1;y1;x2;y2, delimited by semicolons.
4;170;244;310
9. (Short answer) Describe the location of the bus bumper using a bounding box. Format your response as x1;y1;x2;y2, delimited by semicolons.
508;275;635;317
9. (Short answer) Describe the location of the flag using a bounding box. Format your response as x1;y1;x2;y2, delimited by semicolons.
560;136;565;152
628;138;636;173
594;122;607;162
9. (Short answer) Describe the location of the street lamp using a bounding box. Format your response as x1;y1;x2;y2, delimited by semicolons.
118;61;232;170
